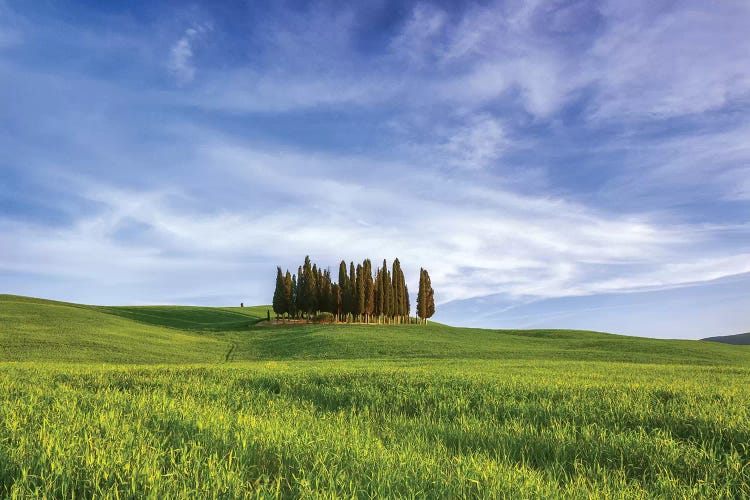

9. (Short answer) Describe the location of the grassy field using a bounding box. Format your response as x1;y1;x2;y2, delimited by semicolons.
1;294;749;497
0;296;229;364
3;295;747;366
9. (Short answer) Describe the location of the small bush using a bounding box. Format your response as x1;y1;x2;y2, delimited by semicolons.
312;312;335;324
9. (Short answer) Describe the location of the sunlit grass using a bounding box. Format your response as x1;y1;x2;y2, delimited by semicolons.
1;361;748;498
0;296;228;364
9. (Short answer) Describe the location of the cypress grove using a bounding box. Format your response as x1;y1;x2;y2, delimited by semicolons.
271;256;434;324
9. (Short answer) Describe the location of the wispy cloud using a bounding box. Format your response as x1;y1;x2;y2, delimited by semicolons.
390;3;447;66
587;1;750;120
594;122;750;205
440;114;506;169
2;133;747;307
168;24;211;85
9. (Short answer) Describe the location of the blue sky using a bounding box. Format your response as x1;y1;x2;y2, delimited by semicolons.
1;0;749;338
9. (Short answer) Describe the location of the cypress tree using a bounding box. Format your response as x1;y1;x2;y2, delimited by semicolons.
329;270;335;313
302;256;317;317
391;260;399;321
349;262;356;322
363;259;375;322
380;260;388;319
388;267;395;320
424;269;435;321
374;267;383;321
331;283;341;320
389;265;395;320
320;269;331;313
283;270;293;318
290;273;298;318
338;260;349;321
381;260;393;321
312;263;319;313
417;268;435;323
326;270;331;313
272;267;285;318
295;265;304;318
392;258;407;323
315;264;324;313
417;268;427;323
356;264;365;322
309;262;318;315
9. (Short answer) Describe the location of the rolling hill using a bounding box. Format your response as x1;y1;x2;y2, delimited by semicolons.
0;295;230;363
2;294;749;366
703;332;750;345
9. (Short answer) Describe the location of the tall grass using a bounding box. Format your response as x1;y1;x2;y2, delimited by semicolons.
1;360;748;498
3;295;749;497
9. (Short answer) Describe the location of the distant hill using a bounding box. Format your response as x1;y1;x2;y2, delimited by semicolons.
3;294;750;366
703;332;750;345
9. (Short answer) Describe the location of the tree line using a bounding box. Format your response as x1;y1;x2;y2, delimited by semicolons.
272;256;435;324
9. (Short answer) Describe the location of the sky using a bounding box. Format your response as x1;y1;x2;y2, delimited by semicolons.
1;0;749;339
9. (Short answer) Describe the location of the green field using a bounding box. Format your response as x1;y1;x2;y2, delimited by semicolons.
1;294;749;497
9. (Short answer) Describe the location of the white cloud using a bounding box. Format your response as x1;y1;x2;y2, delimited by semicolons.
441;114;506;169
390;4;447;65
188;70;397;112
596;122;750;203
587;1;750;120
393;0;750;121
587;254;750;294
3;136;747;307
151;1;750;124
168;24;211;85
414;1;587;117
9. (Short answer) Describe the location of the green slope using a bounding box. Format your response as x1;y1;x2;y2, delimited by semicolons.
99;304;270;331
2;294;749;366
216;322;750;365
0;295;229;363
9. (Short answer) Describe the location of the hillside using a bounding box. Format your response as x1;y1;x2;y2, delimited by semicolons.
0;295;229;363
2;294;750;366
100;304;269;331
704;332;750;345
